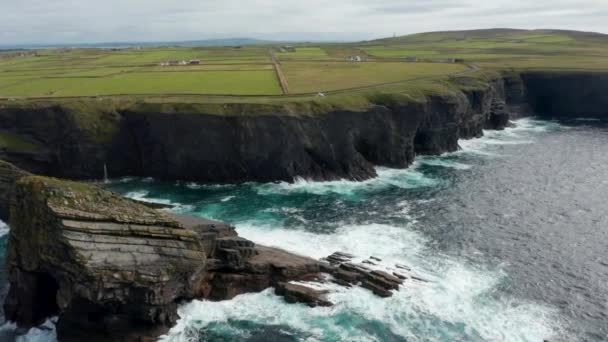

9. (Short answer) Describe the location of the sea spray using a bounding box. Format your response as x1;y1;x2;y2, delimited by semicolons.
255;164;441;197
161;221;560;342
457;118;562;156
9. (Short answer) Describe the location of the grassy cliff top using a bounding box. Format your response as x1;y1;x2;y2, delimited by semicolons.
16;175;185;227
1;29;607;111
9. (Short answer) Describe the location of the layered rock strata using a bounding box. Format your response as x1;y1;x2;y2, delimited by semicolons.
0;173;403;341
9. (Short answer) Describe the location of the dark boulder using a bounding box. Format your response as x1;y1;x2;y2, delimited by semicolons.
275;282;333;307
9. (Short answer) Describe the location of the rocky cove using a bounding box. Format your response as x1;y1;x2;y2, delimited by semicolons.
0;70;607;341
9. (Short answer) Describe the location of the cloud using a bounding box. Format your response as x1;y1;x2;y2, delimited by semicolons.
1;0;607;44
370;0;470;14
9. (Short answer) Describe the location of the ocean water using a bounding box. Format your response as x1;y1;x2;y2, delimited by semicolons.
1;118;607;341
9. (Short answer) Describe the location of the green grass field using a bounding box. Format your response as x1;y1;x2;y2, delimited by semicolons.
359;29;608;70
1;29;608;99
0;70;282;96
276;47;328;59
360;48;440;58
283;61;467;93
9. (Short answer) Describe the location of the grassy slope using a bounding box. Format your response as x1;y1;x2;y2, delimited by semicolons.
359;29;608;71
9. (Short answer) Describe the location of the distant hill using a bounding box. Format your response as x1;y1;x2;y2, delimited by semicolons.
361;28;608;45
0;38;274;50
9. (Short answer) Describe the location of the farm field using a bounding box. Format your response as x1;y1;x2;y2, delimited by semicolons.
276;47;328;59
1;29;608;99
0;70;282;97
282;61;467;93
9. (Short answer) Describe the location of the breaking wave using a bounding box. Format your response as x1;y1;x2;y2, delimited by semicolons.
162;221;561;342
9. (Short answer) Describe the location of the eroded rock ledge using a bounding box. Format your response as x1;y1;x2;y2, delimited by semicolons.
0;172;406;341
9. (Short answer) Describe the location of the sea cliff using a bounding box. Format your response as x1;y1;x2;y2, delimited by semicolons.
0;77;497;183
1;70;607;340
0;71;606;184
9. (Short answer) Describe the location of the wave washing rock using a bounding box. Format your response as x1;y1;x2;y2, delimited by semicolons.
323;252;405;298
0;173;402;341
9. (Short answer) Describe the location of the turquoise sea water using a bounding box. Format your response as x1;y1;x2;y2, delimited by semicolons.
3;118;608;341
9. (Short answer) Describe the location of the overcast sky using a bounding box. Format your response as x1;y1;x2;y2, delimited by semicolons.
2;0;608;44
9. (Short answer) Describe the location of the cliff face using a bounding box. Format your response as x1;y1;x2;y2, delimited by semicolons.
0;79;512;183
114;104;427;182
4;176;207;339
1;71;604;184
521;72;608;119
0;103;121;179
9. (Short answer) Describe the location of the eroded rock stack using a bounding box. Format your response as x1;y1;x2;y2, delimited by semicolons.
0;173;326;341
4;176;209;341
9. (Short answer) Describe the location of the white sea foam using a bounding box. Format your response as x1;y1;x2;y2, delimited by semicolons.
395;200;417;221
162;219;561;342
0;219;8;237
255;163;439;197
186;182;237;190
0;317;58;342
457;118;560;157
418;156;472;170
261;207;304;214
236;222;425;261
125;190;150;199
105;176;137;184
124;190;194;212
